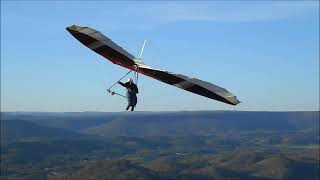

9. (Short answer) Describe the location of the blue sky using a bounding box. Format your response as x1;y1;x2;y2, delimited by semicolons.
1;1;319;112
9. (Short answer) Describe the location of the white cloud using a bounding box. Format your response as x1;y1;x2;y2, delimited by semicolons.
2;1;318;33
97;1;319;30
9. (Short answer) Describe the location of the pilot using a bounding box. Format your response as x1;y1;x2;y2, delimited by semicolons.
118;78;139;111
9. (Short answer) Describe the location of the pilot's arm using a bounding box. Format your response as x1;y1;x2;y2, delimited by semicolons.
118;81;129;88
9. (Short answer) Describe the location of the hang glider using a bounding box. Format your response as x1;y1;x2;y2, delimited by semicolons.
66;25;240;105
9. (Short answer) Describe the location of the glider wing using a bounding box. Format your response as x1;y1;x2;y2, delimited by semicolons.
137;66;240;105
66;25;136;68
66;25;240;105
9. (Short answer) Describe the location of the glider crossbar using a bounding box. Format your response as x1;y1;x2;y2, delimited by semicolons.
107;90;127;99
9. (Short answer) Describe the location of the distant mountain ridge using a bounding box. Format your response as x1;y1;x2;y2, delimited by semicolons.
1;119;92;141
1;111;319;138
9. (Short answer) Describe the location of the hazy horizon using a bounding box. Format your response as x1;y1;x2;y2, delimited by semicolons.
1;110;319;113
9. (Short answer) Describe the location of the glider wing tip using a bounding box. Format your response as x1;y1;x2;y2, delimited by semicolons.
66;25;81;31
234;100;241;105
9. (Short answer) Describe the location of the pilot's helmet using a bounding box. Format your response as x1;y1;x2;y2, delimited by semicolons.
127;78;133;83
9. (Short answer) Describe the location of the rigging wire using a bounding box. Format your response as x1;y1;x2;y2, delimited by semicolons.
106;69;132;92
